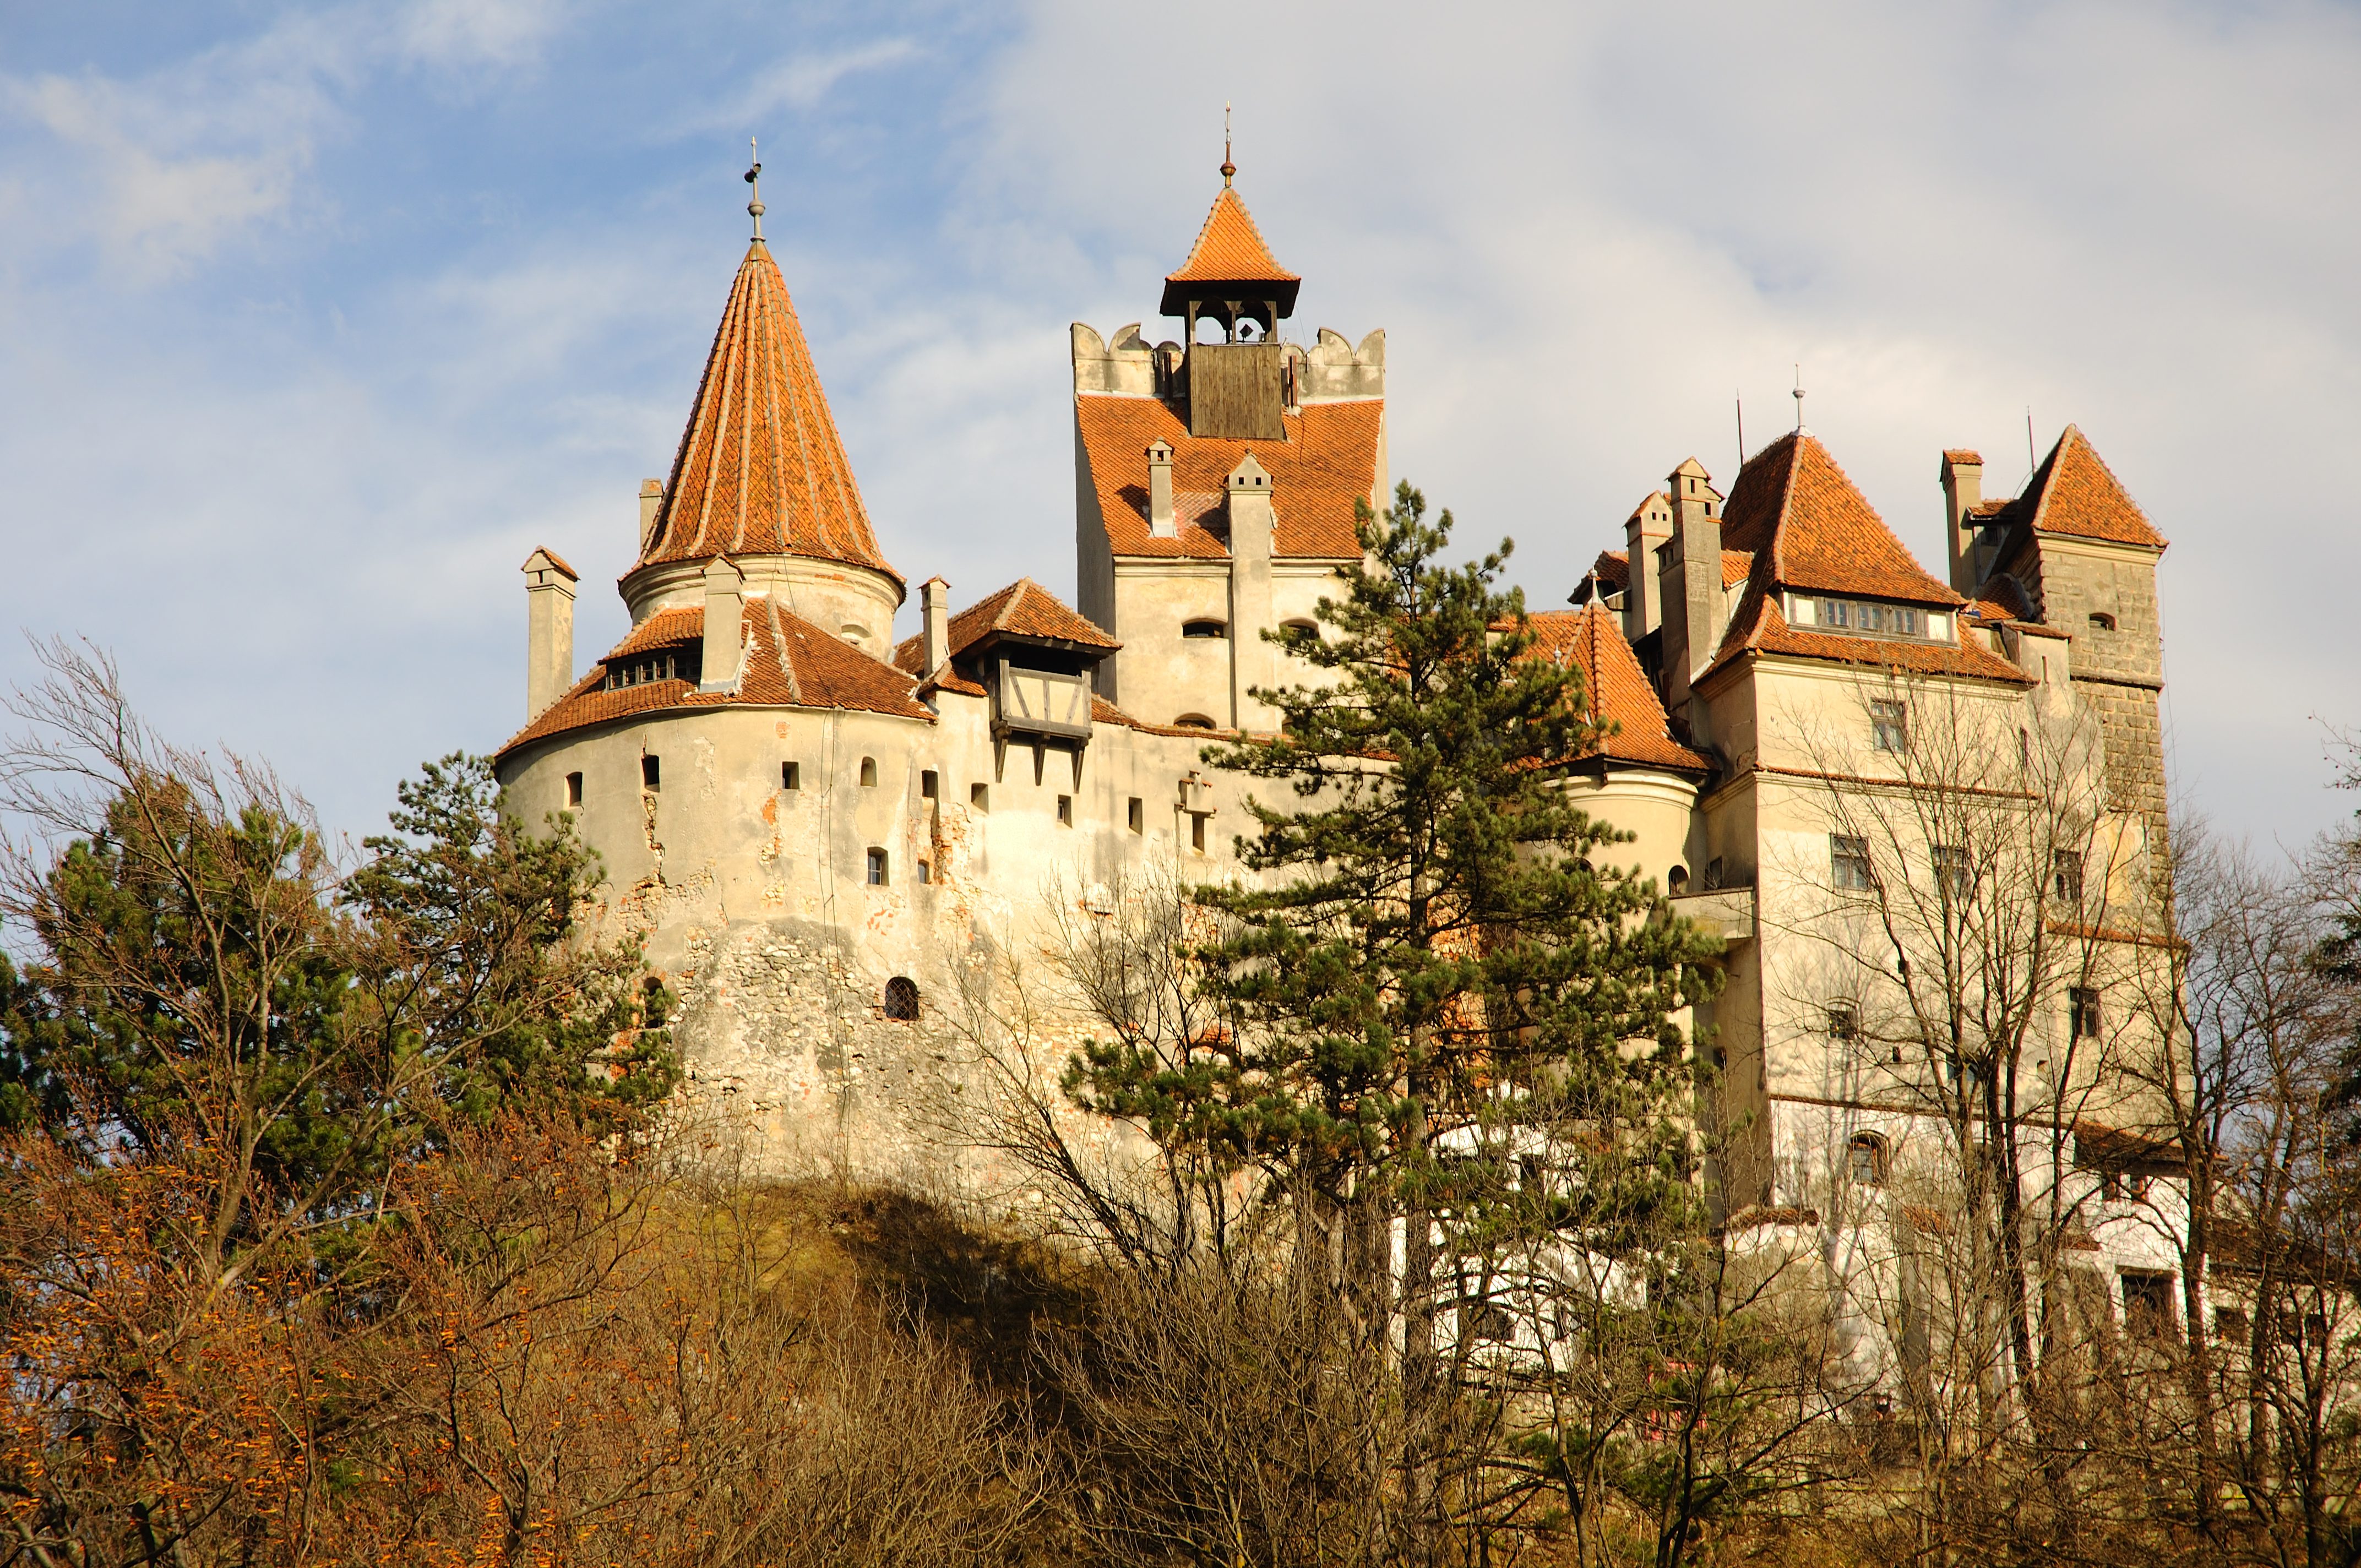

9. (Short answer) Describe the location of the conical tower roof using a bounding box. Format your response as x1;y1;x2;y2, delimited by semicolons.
1159;184;1300;320
637;241;899;583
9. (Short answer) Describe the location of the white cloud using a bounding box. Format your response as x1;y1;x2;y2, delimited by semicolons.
395;0;567;71
686;36;923;130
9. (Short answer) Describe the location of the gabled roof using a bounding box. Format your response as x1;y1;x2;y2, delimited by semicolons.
1720;431;1961;607
1075;395;1379;560
635;242;899;584
892;578;1118;678
499;595;931;757
1159;186;1299;318
1524;605;1710;772
1994;424;2166;552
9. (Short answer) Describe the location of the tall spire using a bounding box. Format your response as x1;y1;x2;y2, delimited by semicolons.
1221;101;1234;187
634;224;898;584
744;137;765;241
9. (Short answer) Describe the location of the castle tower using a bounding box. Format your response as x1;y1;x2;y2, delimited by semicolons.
622;156;904;654
1976;426;2170;843
1070;154;1385;728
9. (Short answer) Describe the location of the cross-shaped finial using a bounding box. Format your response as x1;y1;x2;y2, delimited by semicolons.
744;137;765;240
1221;102;1235;187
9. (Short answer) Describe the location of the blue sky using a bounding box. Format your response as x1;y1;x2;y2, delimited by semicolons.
2;0;2357;854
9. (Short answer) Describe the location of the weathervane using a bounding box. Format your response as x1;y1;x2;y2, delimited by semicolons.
744;137;765;240
1221;102;1235;187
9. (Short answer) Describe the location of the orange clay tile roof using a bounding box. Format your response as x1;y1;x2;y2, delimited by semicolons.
1720;431;1961;607
1523;606;1710;771
1591;549;1629;589
1998;424;2167;551
1165;187;1298;288
893;579;1118;678
606;605;704;658
1964;576;2034;622
499;595;931;757
527;546;579;578
1718;549;1753;588
1075;394;1380;560
1942;449;1983;467
635;242;899;584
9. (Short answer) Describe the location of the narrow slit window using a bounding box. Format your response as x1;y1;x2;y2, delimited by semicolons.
565;771;583;808
858;757;878;787
916;859;932;884
1057;794;1073;826
781;761;801;791
641;755;660;792
1127;797;1144;834
921;769;938;799
1190;813;1207;853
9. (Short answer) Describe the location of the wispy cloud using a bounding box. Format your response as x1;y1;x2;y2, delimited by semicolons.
683;37;923;131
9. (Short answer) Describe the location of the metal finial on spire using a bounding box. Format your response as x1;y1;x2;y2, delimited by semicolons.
1792;363;1808;434
744;137;765;240
1221;102;1235;187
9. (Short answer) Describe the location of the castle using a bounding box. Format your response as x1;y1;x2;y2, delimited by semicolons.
497;156;2186;1363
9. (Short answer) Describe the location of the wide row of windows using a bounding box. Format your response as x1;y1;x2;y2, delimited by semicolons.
1827;835;2091;905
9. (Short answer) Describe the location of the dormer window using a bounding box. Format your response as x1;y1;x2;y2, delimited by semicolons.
601;646;700;692
1815;600;1927;639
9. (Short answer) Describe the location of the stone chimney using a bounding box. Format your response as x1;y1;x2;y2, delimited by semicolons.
1660;458;1725;711
1940;450;1985;595
521;548;577;721
638;479;664;553
1225;451;1277;729
1146;439;1176;538
920;576;952;673
1622;492;1673;644
698;557;745;693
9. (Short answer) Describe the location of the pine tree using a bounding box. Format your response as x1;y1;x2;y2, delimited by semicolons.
1070;483;1717;1548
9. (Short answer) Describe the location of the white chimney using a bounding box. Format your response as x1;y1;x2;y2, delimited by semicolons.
638;479;664;553
1940;450;1985;595
1146;439;1176;538
521;547;578;720
921;576;952;672
698;557;745;693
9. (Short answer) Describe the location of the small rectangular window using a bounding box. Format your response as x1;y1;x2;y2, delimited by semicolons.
1128;796;1144;834
921;769;938;799
1870;699;1908;753
1932;844;1973;901
2213;1308;2249;1343
565;771;583;808
641;755;660;792
1831;835;1874;892
781;761;800;791
2069;986;2102;1039
970;783;989;813
2121;1271;2176;1338
1827;1003;1859;1043
916;860;932;884
1819;598;1850;629
1190;813;1207;853
865;848;888;886
1057;794;1073;826
2052;850;2084;904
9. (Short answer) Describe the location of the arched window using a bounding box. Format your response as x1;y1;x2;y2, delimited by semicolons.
1174;714;1217;731
858;756;878;787
1281;617;1319;638
1848;1133;1888;1188
1667;864;1690;895
883;976;919;1021
1182;619;1227;639
2088;612;2117;631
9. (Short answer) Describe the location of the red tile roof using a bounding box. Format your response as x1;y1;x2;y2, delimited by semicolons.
499;595;931;756
1707;586;2032;688
2007;424;2167;550
1165;187;1297;287
636;242;899;584
1941;448;1983;467
1524;606;1710;771
1720;431;1961;607
1589;549;1629;590
892;579;1118;678
1075;395;1380;560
